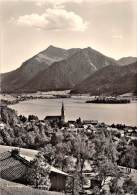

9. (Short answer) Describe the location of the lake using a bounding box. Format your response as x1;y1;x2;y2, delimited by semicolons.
9;98;137;126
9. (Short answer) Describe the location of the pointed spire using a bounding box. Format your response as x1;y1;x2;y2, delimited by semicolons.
61;101;64;118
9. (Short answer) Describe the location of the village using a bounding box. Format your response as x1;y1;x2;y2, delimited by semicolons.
0;102;137;195
1;0;137;193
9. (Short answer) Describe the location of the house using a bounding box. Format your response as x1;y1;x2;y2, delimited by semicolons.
0;150;28;182
83;120;93;125
68;120;76;125
50;166;70;192
0;150;72;192
83;120;98;126
45;102;65;125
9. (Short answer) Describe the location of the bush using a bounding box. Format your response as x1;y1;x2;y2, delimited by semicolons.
123;177;137;194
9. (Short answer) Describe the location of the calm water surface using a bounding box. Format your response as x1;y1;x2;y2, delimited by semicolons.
10;98;137;126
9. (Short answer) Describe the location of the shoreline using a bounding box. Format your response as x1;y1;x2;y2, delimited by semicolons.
1;94;137;127
1;94;71;106
1;93;136;106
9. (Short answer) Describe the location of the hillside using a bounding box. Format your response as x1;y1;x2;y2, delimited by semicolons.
0;178;63;195
82;47;117;69
118;57;137;66
1;46;118;93
1;46;69;93
21;50;98;92
71;62;137;95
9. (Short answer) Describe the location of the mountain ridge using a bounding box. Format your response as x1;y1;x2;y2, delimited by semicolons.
1;45;118;93
117;56;137;66
71;62;137;95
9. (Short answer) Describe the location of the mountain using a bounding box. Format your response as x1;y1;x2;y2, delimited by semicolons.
1;45;118;93
22;50;96;92
118;57;137;66
17;48;118;93
71;62;137;95
1;45;69;93
82;47;117;69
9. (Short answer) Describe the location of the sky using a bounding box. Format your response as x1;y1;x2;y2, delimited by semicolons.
0;0;137;73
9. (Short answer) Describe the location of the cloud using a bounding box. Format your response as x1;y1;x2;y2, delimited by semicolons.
15;8;88;31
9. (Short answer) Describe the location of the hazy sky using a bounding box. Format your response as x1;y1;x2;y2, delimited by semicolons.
0;0;137;73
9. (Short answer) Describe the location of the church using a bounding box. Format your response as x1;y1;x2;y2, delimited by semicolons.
45;102;65;125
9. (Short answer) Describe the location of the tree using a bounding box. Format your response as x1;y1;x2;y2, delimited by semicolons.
1;128;14;145
73;170;83;195
1;106;18;127
0;136;4;144
55;142;71;170
41;144;56;165
26;152;51;190
28;115;38;122
97;156;121;189
13;137;24;147
92;129;121;193
93;129;119;163
25;131;36;148
109;177;124;195
19;115;27;123
120;144;136;169
76;117;82;127
122;177;137;194
73;134;95;192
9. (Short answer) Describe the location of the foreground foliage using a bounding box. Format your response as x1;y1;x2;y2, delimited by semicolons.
0;106;137;194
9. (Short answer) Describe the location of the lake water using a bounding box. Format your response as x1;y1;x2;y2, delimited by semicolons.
10;98;137;126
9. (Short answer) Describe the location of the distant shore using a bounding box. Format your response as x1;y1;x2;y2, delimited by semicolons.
0;93;71;106
1;92;136;106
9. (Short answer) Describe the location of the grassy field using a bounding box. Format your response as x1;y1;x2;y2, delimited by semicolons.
0;179;64;195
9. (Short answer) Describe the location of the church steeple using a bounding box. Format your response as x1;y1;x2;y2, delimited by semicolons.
61;102;64;117
61;102;65;123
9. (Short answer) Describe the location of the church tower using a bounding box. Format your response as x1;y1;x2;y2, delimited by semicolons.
61;102;65;123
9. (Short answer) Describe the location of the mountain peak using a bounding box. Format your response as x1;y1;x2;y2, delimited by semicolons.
46;45;66;51
86;46;92;49
47;45;56;49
